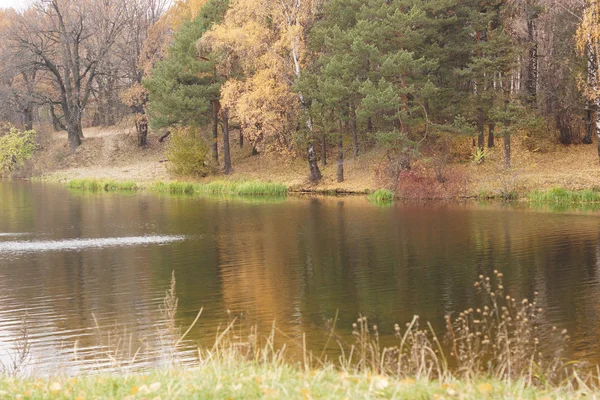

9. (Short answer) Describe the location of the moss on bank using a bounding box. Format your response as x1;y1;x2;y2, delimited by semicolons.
0;363;587;400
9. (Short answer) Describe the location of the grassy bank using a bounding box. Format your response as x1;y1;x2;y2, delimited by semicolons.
0;363;587;399
65;178;289;197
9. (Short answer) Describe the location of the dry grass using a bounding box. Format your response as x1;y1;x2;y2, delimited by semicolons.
32;124;169;182
465;135;600;197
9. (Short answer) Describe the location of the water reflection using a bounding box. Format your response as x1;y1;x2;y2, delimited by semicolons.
2;182;600;373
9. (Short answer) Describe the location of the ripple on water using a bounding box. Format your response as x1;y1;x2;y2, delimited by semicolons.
0;235;186;254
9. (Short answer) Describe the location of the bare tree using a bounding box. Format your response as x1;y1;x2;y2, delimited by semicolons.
9;0;128;150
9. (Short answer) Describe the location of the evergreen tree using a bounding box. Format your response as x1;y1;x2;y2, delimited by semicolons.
143;0;230;171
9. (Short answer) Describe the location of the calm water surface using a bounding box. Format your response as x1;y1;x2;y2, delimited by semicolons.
1;181;600;373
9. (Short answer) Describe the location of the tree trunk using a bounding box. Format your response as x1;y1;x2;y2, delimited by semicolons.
585;105;594;144
556;112;574;145
23;106;34;131
526;18;538;106
308;142;322;182
67;124;82;150
477;106;485;151
239;130;244;148
596;107;600;160
65;106;84;150
321;133;327;166
337;131;344;183
488;122;495;148
211;101;219;163
503;131;511;169
350;106;358;157
586;44;597;144
222;108;232;174
136;115;148;147
50;105;64;132
503;71;511;169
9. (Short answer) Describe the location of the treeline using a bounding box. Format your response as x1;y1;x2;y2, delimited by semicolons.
0;0;598;182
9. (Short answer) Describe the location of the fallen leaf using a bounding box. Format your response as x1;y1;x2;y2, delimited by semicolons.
477;383;494;394
400;378;416;386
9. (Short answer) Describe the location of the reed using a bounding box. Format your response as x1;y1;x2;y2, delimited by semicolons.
368;189;395;204
149;180;288;197
528;187;600;204
67;178;138;192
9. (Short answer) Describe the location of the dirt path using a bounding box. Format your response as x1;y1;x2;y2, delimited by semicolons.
35;125;169;182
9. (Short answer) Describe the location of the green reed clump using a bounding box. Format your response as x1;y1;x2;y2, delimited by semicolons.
149;181;196;194
149;180;288;197
205;180;288;196
368;189;395;204
67;179;138;192
528;188;600;204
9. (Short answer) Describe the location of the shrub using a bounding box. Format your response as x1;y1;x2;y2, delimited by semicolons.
166;127;211;177
0;125;36;176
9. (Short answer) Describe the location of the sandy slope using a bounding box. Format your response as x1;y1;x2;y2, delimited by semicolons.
33;125;169;182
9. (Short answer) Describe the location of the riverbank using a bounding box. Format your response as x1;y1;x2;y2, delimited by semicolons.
27;124;600;199
0;363;589;399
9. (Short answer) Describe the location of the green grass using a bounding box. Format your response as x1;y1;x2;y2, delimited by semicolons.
148;180;289;197
66;178;288;197
368;189;395;204
527;187;600;204
67;179;138;192
0;362;587;400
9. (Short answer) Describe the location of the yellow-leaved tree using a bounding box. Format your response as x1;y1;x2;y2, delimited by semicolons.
577;0;600;161
200;0;324;181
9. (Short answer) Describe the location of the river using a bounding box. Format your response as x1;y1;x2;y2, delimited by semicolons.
1;181;599;374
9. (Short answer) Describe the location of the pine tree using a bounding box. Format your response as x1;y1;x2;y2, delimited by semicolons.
143;0;230;170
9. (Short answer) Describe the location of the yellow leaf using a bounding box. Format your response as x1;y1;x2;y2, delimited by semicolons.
400;378;416;385
477;383;494;394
